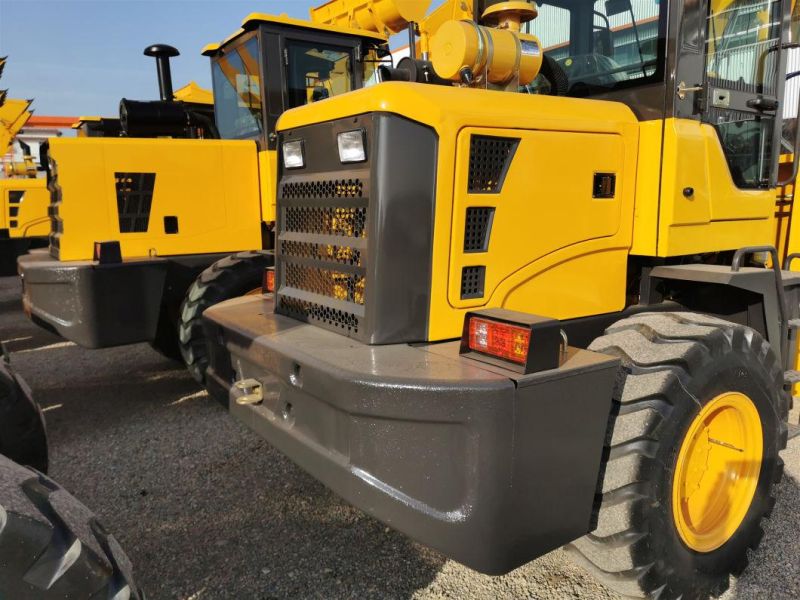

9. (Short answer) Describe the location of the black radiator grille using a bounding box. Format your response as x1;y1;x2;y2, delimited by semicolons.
115;172;155;233
277;176;369;338
284;263;366;305
468;135;519;193
284;206;367;237
280;240;363;267
47;159;62;258
282;178;364;199
277;296;360;333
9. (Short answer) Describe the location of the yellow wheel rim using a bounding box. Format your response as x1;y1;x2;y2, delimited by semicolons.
672;391;763;553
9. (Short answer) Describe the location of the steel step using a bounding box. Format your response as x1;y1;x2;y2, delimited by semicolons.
784;370;800;385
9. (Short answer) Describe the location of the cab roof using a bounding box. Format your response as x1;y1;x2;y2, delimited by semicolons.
202;12;387;56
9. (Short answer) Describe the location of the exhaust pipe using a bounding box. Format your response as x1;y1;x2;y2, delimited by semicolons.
143;44;179;101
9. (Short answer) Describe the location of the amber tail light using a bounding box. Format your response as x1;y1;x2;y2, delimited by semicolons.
460;309;562;374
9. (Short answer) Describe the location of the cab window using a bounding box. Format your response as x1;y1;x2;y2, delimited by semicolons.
526;0;665;97
211;36;263;140
285;41;354;108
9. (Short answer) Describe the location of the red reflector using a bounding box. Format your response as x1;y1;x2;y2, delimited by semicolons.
263;268;275;294
468;317;531;365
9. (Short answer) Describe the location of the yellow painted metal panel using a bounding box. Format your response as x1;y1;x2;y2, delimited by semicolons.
0;178;49;238
656;118;774;256
259;149;277;224
295;85;639;340
629;119;663;256
447;127;630;325
49;137;263;261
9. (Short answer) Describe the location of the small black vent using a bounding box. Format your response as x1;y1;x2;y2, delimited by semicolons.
468;135;519;193
115;172;155;233
461;266;486;299
278;295;360;333
9;206;19;217
593;173;616;198
464;207;494;252
8;191;24;204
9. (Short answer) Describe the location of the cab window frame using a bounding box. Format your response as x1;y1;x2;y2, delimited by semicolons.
211;30;268;148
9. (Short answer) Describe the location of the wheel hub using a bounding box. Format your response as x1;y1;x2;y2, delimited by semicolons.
672;391;763;553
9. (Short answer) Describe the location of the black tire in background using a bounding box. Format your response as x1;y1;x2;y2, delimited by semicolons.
0;351;47;473
0;455;143;599
567;312;788;600
179;251;274;385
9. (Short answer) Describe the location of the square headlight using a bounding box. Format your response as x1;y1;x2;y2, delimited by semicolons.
282;140;305;169
337;130;366;163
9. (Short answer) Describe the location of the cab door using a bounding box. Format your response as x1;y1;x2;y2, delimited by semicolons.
702;0;790;188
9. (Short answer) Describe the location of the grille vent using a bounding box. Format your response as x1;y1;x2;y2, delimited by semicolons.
115;172;155;233
284;206;367;237
48;162;62;257
468;135;519;193
280;240;362;267
277;176;369;338
278;296;360;334
464;207;494;252
282;178;363;199
285;263;366;305
461;266;486;299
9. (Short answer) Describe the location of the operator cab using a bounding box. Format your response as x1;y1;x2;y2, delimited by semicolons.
203;14;390;151
526;0;790;188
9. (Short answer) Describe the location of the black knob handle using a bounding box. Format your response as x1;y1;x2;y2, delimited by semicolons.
683;187;694;198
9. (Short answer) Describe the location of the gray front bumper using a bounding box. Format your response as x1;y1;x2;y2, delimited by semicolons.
204;296;619;575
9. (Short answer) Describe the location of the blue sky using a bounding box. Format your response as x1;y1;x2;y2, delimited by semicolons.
0;0;430;117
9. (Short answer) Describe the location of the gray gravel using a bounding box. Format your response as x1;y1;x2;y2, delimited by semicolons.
0;275;797;600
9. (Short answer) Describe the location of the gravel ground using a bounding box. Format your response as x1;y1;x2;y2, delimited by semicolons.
0;275;798;600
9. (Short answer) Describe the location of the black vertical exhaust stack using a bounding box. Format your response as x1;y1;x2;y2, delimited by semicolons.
143;44;180;101
119;43;217;139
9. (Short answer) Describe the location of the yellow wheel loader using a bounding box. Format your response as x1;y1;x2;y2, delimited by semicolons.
18;6;399;381
0;57;49;275
202;1;800;598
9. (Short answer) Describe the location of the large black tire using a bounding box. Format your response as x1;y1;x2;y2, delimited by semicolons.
178;251;273;385
567;312;789;600
0;354;47;473
0;455;143;599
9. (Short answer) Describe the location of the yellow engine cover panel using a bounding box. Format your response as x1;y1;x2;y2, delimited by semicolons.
446;127;630;323
49;137;263;261
0;178;50;238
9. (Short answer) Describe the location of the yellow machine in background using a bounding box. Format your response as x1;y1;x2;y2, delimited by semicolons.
19;4;397;382
201;2;800;600
0;57;50;274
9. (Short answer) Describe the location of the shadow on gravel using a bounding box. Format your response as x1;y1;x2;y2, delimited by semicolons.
729;472;800;599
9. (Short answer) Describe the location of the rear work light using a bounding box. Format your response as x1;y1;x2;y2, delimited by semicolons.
263;267;275;294
460;309;563;374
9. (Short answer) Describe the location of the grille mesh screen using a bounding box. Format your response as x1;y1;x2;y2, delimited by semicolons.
277;176;369;337
115;172;155;233
48;161;62;257
464;207;494;252
468;135;518;193
461;266;485;299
